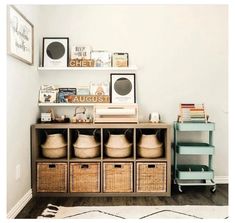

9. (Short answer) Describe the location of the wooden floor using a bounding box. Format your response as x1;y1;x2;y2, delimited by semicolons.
16;184;228;219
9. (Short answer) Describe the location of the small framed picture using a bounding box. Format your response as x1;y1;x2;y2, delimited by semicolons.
90;50;111;67
71;45;91;60
58;88;77;103
112;53;128;67
42;37;69;67
77;86;90;95
7;5;34;65
110;73;136;104
39;90;57;103
90;82;109;95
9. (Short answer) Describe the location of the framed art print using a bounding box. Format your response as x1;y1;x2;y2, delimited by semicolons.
110;73;136;103
7;5;34;65
38;90;57;103
42;37;69;67
71;45;91;60
91;50;111;67
112;53;128;67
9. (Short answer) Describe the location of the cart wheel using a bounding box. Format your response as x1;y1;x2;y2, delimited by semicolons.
178;185;183;193
210;186;216;193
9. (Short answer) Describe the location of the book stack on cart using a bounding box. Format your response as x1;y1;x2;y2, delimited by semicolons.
180;103;207;123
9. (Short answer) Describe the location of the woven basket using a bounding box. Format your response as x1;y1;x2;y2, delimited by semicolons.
103;162;133;192
42;133;67;148
74;146;100;158
137;162;166;192
70;163;100;192
37;163;67;192
137;145;163;158
41;133;67;158
73;133;100;158
105;145;132;158
42;146;67;158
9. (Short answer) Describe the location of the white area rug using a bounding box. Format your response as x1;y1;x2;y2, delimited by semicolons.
38;204;228;219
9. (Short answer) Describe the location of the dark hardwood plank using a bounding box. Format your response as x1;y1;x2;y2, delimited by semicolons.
15;184;228;219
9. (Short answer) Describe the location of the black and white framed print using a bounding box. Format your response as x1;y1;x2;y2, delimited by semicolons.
42;37;69;67
7;5;34;65
110;73;136;104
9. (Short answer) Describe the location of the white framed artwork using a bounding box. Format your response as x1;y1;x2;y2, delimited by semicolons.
7;5;34;65
42;37;69;67
110;73;136;104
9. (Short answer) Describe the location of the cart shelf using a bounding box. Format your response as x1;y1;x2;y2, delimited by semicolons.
176;142;214;155
175;122;215;131
176;164;214;180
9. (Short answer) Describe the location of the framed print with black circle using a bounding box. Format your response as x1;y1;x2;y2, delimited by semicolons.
42;37;69;67
110;73;136;103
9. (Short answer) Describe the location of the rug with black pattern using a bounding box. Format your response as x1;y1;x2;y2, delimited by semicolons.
38;204;228;219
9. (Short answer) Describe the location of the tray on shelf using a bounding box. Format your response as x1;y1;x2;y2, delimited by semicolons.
176;143;214;155
175;122;215;131
176;164;214;180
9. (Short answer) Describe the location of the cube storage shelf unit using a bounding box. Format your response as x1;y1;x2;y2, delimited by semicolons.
173;122;216;193
31;122;171;197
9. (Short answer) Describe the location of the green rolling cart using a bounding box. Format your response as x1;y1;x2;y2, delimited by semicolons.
174;122;216;193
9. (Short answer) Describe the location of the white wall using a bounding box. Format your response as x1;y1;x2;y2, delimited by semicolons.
39;5;228;177
7;5;41;213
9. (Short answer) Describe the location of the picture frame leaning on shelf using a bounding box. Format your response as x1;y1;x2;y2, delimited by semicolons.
42;37;69;67
110;73;136;104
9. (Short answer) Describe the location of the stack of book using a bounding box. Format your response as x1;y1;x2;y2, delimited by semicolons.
180;103;206;123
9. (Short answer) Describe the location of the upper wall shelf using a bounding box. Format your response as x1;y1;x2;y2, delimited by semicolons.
37;65;138;71
38;103;109;107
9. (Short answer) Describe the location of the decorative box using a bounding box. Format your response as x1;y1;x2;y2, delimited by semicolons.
41;113;52;122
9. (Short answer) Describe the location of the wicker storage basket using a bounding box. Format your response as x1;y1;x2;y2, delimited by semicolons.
37;163;67;192
137;145;163;158
105;134;132;158
103;162;133;192
73;134;100;158
42;146;67;159
137;134;163;158
74;146;100;158
70;163;100;192
41;133;67;158
137;162;166;192
105;146;132;158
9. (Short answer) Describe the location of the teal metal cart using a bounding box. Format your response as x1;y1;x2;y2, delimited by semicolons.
174;122;216;193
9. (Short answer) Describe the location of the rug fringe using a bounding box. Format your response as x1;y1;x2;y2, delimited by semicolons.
38;204;60;218
48;204;59;209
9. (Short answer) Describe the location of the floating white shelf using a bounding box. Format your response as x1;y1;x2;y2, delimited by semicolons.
38;103;110;107
37;65;138;71
38;103;138;107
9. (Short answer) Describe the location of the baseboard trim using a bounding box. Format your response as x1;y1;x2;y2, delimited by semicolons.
214;176;228;184
7;189;32;219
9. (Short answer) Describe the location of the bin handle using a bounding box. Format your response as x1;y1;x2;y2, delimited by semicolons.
48;164;56;168
148;164;156;168
81;164;89;169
